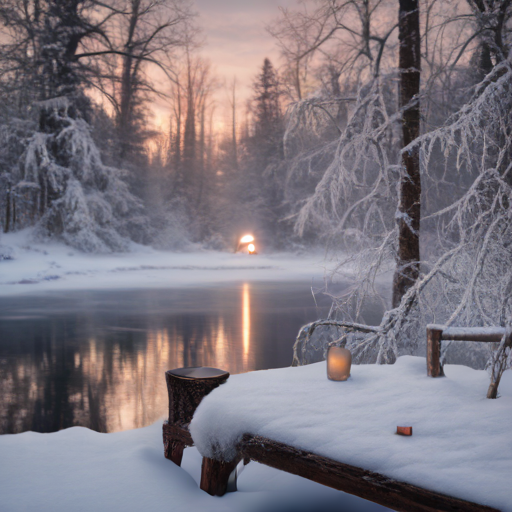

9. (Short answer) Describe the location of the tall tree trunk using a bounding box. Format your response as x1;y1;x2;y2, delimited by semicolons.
4;186;11;233
392;0;421;308
118;0;139;160
12;194;16;229
208;108;214;171
119;52;134;159
199;99;205;174
196;100;205;209
174;84;182;170
294;61;302;101
168;116;173;167
183;58;196;193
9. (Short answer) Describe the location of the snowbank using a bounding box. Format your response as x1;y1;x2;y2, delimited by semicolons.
0;229;329;296
0;420;390;512
190;356;512;511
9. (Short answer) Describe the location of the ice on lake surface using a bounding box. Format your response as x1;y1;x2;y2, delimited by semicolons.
1;282;384;435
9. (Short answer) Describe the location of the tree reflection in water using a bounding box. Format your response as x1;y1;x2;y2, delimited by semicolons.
0;283;335;434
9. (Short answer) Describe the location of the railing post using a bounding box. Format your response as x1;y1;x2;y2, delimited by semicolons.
427;325;444;377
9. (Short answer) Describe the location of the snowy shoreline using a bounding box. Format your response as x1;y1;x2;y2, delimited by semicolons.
0;229;332;296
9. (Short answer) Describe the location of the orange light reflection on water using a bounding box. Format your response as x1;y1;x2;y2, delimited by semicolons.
1;287;263;434
242;283;251;369
215;317;228;371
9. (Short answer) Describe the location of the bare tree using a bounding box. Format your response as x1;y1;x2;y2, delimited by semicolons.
115;0;189;158
278;0;512;394
268;0;398;101
228;77;238;170
169;72;183;172
165;49;216;231
83;0;195;161
466;0;511;74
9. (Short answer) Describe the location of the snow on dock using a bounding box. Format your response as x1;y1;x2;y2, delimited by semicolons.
191;356;512;511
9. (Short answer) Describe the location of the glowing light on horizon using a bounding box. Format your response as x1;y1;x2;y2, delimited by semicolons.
248;243;255;254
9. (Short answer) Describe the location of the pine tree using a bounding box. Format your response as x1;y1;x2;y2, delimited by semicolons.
238;58;290;248
0;0;147;251
253;58;284;164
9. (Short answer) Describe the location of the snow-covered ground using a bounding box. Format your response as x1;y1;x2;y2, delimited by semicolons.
0;229;330;296
0;420;390;512
192;356;512;511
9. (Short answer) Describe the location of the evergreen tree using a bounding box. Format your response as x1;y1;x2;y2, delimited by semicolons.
0;0;147;250
252;58;284;165
238;58;291;248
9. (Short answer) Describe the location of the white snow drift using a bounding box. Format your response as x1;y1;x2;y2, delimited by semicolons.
0;421;390;512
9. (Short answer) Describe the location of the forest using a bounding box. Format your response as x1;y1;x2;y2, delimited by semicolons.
0;0;511;381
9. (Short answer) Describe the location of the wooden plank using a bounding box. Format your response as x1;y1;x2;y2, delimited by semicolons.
240;434;500;512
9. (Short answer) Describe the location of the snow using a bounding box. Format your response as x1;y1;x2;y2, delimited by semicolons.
190;356;512;511
441;326;507;337
0;421;390;512
0;229;328;296
2;231;508;510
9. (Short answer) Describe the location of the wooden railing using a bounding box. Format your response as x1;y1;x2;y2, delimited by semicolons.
426;324;510;398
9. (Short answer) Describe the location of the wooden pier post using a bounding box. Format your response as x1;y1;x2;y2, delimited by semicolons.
163;367;229;466
200;456;242;496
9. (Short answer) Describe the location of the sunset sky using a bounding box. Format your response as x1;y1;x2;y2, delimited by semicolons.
154;0;297;129
195;0;295;93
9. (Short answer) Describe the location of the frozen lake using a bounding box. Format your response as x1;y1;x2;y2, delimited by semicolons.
1;282;371;435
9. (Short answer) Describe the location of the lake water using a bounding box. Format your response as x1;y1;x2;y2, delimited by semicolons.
0;282;344;435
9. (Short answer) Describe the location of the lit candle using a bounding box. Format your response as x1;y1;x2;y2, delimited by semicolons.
327;346;352;381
